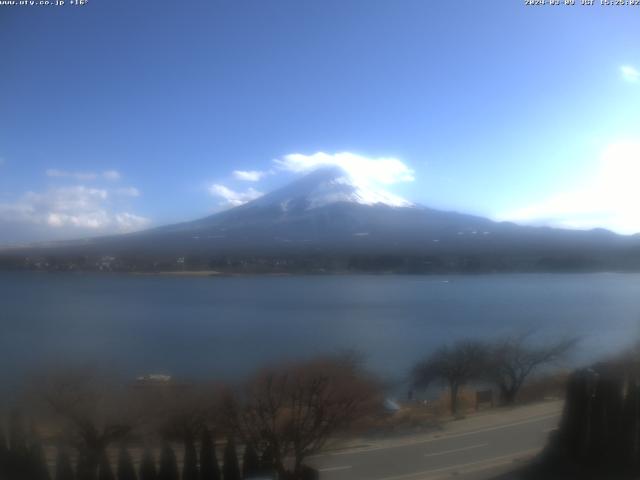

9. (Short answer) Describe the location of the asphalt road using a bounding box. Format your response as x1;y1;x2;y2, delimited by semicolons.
309;409;561;480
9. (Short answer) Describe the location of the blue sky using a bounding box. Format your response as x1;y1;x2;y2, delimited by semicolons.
1;0;639;244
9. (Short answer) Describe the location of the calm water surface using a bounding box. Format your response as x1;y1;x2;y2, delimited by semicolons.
1;272;640;390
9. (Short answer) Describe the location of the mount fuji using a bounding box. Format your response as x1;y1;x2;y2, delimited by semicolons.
2;167;640;273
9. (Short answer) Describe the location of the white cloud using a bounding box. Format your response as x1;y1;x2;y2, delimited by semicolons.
500;141;640;234
621;65;640;83
115;186;140;197
270;152;415;207
112;212;150;231
208;184;263;207
46;169;98;181
210;152;415;210
274;152;415;185
102;170;121;181
233;170;268;182
45;169;122;181
0;185;150;234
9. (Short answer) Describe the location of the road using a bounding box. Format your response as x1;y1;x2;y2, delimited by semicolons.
309;402;562;480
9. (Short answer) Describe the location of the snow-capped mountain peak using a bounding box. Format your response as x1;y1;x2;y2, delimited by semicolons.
249;166;414;211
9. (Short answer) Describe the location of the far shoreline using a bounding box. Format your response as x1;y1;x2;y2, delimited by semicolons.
1;269;640;278
130;270;294;277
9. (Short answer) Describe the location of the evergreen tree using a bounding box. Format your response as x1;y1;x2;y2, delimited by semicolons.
139;447;157;480
222;438;241;480
199;429;220;480
623;378;640;471
98;451;115;480
182;433;198;480
54;447;75;480
258;445;275;477
300;465;319;480
241;444;260;479
29;432;52;480
157;443;178;480
7;410;29;479
117;446;137;480
8;410;27;454
586;374;618;465
558;370;591;463
0;426;8;479
5;410;31;480
76;448;99;480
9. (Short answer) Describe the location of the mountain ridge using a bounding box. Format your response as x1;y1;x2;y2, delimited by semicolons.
1;167;639;273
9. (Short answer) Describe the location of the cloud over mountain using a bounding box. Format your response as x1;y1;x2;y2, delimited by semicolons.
210;152;415;210
274;152;415;185
208;184;263;207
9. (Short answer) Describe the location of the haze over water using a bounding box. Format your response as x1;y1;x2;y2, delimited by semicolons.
2;272;639;393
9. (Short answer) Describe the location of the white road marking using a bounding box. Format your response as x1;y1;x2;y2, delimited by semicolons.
424;442;488;457
321;412;560;457
318;465;352;472
375;448;540;480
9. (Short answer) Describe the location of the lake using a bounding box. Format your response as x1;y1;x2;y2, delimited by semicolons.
1;272;639;392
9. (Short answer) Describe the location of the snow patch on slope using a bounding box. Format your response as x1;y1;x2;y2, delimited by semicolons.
305;175;413;208
251;167;414;211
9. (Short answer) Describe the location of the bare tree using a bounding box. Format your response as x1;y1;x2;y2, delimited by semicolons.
412;340;487;415
154;388;211;442
124;377;227;444
31;368;139;476
226;354;381;480
485;334;576;405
